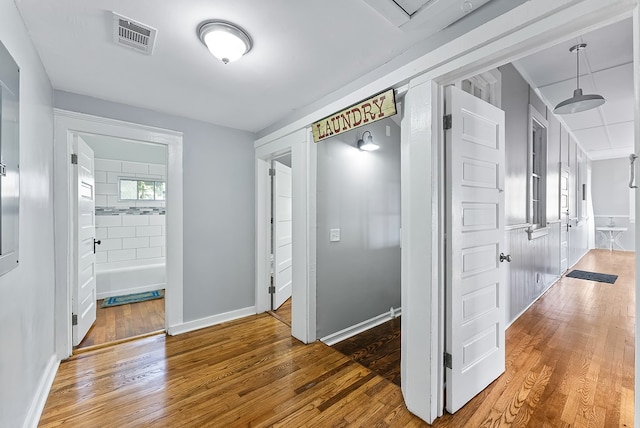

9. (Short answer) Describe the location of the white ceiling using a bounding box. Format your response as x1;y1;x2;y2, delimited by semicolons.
513;18;634;161
14;1;635;159
15;0;490;133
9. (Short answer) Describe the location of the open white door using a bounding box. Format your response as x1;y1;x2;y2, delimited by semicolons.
272;160;293;310
445;85;506;413
72;134;97;346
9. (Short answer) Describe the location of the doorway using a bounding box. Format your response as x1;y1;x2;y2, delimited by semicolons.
255;128;316;343
74;133;169;350
53;110;184;360
269;153;293;327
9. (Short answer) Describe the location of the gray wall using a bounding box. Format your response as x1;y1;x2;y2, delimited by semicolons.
316;117;401;338
500;63;590;322
82;134;167;165
0;2;56;426
592;157;636;251
54;91;256;322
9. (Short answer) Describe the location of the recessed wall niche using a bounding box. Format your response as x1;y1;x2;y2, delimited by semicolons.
0;41;20;277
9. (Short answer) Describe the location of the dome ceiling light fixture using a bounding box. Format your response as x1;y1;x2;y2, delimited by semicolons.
553;43;605;114
197;20;252;64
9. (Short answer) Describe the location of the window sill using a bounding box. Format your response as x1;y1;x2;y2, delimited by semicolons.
527;226;549;240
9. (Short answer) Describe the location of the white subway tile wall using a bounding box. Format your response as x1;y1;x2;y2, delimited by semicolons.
94;158;167;265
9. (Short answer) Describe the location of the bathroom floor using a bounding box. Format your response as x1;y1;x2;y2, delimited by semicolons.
76;293;165;350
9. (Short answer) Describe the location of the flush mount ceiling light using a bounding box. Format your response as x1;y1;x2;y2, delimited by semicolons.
553;43;605;114
197;20;252;64
357;131;380;151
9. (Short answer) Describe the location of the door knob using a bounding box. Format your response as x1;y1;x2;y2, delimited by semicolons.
93;239;102;254
499;253;512;263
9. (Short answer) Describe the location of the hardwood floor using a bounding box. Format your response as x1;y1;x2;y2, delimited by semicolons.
40;313;426;427
76;295;165;349
332;316;401;386
40;250;634;427
270;297;292;327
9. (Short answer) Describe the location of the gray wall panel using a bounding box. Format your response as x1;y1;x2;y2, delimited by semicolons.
0;2;56;426
547;115;561;221
500;64;529;226
316;118;401;338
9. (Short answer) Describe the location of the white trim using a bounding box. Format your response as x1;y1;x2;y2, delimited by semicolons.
167;306;256;336
320;308;402;346
400;80;439;423
506;278;558;330
53;109;184;359
22;355;59;428
255;128;316;344
634;6;640;418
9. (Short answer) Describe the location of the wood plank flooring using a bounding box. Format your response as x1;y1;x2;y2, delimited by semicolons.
270;297;292;327
40;314;426;427
76;295;165;349
332;316;401;386
40;249;634;427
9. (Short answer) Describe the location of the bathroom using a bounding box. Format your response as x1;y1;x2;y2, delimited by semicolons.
83;133;167;346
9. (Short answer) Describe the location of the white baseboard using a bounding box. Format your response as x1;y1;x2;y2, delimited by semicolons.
167;306;256;336
506;276;559;329
23;355;59;428
320;307;402;346
97;283;165;300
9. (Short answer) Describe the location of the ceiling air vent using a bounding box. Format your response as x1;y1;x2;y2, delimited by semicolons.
112;12;157;55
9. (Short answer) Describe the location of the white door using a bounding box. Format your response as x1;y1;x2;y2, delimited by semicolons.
560;168;570;273
272;160;293;310
72;134;97;346
445;85;506;413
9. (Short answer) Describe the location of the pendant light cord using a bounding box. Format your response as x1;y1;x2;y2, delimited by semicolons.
576;45;580;90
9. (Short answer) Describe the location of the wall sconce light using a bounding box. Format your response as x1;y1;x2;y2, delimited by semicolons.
357;130;379;151
197;20;252;64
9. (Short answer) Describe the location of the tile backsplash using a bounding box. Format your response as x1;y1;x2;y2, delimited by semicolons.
94;158;166;264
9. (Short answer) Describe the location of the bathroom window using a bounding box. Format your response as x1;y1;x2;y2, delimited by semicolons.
119;178;165;201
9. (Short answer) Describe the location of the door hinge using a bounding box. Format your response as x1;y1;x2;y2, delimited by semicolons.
269;276;275;294
72;314;78;326
444;352;452;369
0;163;6;177
443;114;452;130
71;153;78;165
269;168;276;176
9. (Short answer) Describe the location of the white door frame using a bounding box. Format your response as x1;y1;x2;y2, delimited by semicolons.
53;109;184;359
255;128;316;343
255;0;639;422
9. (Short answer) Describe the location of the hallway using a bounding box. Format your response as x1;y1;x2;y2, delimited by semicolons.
39;250;634;426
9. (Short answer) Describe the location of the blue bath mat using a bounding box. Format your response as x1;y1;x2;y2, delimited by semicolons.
101;290;164;308
566;270;618;284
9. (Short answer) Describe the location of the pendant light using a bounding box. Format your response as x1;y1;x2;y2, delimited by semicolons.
553;43;605;114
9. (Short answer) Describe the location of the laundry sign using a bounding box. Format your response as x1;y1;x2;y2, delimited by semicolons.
311;89;396;143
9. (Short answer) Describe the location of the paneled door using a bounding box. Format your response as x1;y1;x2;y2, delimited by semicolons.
445;85;506;413
272;160;293;310
72;134;97;346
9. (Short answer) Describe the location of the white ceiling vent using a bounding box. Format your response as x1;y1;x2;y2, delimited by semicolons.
112;13;157;55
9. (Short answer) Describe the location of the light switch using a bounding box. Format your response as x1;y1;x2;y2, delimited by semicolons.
330;229;341;242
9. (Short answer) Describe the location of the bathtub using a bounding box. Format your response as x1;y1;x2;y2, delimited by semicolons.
96;257;166;299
